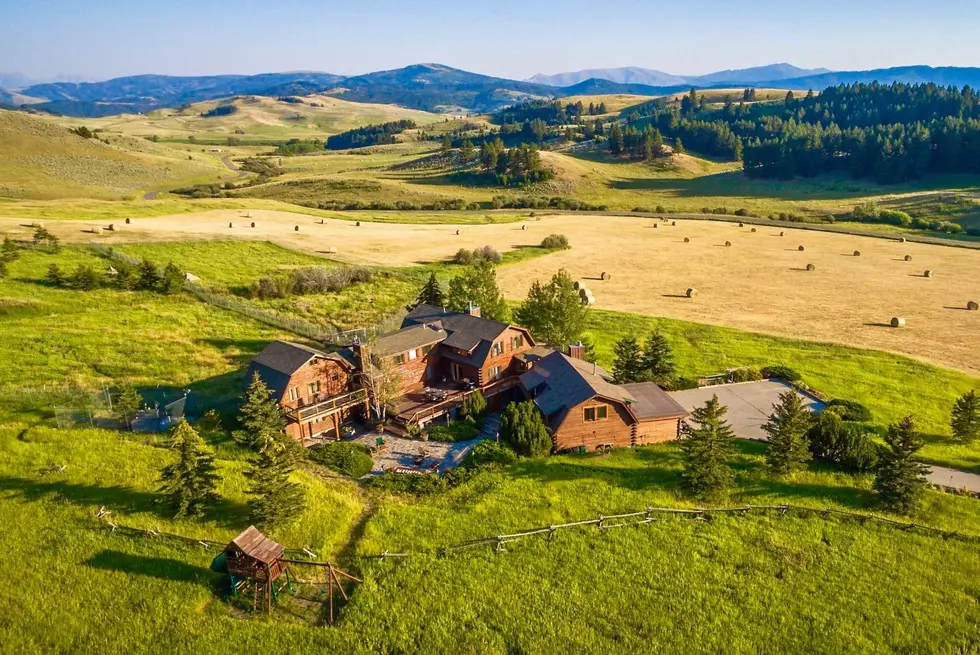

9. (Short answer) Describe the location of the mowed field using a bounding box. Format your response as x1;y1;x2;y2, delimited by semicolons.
5;210;979;375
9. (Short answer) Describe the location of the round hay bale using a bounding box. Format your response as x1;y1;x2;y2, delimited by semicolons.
904;254;912;261
686;288;698;298
455;229;460;235
107;224;117;231
573;280;583;291
251;222;256;228
578;287;592;300
31;221;44;228
967;301;979;311
671;221;676;226
294;225;301;232
125;217;132;224
522;225;527;231
899;237;907;243
356;221;361;227
798;245;805;251
228;222;234;228
600;272;611;281
683;237;690;243
91;226;102;235
924;269;933;278
725;241;732;247
581;295;596;306
853;250;861;256
750;227;757;233
806;263;816;271
890;317;906;328
653;223;659;229
779;231;785;236
738;222;744;227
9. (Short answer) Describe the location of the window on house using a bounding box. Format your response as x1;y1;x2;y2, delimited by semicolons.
288;387;299;402
408;349;418;361
584;405;608;422
491;341;503;357
488;365;501;381
307;380;320;396
511;334;524;350
394;354;406;365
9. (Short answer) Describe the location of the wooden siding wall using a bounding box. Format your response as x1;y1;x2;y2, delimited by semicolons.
280;359;352;410
634;418;681;446
477;327;533;386
388;349;440;396
552;398;635;452
286;406;358;441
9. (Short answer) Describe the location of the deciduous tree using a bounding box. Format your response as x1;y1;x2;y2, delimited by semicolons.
445;260;508;322
514;268;587;350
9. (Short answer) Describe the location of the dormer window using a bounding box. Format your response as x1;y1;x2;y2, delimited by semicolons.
491;341;504;357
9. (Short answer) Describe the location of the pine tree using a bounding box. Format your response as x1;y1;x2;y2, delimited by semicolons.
580;333;598;363
673;137;685;155
0;259;7;280
1;235;19;262
681;395;737;500
411;271;444;310
641;330;675;385
158;421;220;518
609;123;624;155
951;389;980;444
500;400;552;457
237;372;287;449
115;383;144;430
514;268;588;350
611;336;646;384
762;391;814;475
45;263;64;286
874;415;929;515
159;262;185;294
137;258;160;291
440;135;452;153
460;139;475;160
246;433;306;527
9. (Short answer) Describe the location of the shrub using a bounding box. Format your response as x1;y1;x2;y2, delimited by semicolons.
249;276;292;300
453;248;474;265
761;365;802;382
540;233;570;250
462;440;518;468
734;208;749;217
808;411;880;473
307;442;374;478
500;400;552;457
291;266;373;294
454;246;501;265
668;377;700;391
655;205;667;213
728;367;763;383
460;391;487;423
427;421;480;443
826;399;873;423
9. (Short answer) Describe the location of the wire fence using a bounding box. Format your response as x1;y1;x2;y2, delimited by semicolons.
367;503;980;559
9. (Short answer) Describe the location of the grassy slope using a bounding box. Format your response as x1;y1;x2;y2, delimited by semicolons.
2;425;980;654
0;109;225;200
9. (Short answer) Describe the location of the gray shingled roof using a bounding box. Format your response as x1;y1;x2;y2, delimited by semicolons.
620;382;689;421
252;340;325;376
521;352;630;418
403;304;510;353
373;323;448;357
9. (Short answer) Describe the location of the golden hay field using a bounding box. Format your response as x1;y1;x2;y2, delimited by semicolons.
2;210;978;374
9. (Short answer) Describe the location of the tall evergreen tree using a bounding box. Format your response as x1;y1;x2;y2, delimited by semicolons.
460;139;475;160
159;262;185;294
445;260;508;322
1;235;19;262
158;421;220;518
681;395;737;500
237;372;287;449
762;391;814;475
137;258;160;291
580;333;598;364
951;389;980;444
673;137;685;155
246;432;306;527
440;135;452;153
410;272;444;310
641;330;675;385
874;415;929;515
514;268;587;350
611;336;646;384
609;123;624;155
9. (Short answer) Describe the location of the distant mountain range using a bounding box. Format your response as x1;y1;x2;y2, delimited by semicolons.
527;63;830;88
6;63;980;118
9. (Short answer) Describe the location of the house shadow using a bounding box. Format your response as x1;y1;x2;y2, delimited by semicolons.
86;550;218;587
0;475;250;528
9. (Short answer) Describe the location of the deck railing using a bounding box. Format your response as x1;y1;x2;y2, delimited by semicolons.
402;377;518;427
285;389;367;422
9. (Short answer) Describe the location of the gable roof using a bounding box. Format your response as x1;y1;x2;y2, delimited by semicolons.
521;351;631;418
374;323;447;357
248;340;351;399
403;304;511;352
229;526;284;565
620;382;689;421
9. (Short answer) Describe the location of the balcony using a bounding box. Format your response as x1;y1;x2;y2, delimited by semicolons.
285;388;368;422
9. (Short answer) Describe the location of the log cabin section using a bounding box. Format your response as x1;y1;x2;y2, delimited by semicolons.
520;351;688;452
246;340;367;442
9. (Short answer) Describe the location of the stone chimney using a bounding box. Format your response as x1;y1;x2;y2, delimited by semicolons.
351;341;369;372
567;342;585;360
465;302;481;318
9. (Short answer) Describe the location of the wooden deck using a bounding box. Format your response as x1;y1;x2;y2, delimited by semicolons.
393;377;519;427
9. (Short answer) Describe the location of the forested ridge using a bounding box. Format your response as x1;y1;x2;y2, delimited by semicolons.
325;119;417;149
625;83;980;183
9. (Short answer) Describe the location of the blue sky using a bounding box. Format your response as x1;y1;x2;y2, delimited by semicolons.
2;0;979;81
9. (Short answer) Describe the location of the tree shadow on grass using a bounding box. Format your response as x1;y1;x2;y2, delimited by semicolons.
86;549;218;587
504;445;686;491
0;475;250;528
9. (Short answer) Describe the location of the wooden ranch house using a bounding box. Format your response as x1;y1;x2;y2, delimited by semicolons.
246;340;368;442
519;350;688;452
